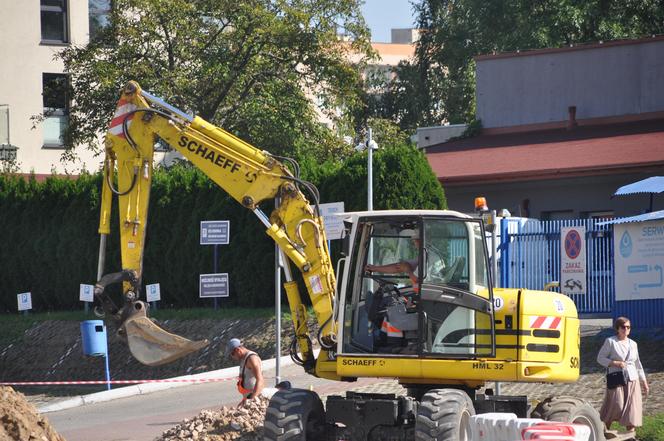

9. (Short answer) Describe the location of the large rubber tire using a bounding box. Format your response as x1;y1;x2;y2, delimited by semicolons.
263;388;326;441
531;396;606;441
415;388;475;441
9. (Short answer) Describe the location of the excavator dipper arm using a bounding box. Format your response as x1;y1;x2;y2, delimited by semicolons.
97;82;338;375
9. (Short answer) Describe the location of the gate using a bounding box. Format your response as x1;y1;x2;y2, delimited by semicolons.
499;217;614;314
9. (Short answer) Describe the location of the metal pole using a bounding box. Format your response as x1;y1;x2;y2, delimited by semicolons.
491;210;501;396
93;234;108;315
274;197;282;386
367;128;373;211
275;243;282;386
104;354;111;391
213;244;219;310
491;210;498;286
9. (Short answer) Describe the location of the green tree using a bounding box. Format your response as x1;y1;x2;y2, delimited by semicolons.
58;0;373;161
319;144;446;211
391;0;664;126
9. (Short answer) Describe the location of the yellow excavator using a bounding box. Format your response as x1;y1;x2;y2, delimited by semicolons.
95;81;605;441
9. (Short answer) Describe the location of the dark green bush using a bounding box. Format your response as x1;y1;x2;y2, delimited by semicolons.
0;145;445;312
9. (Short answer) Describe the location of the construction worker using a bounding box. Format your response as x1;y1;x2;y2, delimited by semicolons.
225;338;265;406
365;229;420;352
365;228;421;290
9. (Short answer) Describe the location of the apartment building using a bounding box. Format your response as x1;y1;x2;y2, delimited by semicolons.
0;1;114;175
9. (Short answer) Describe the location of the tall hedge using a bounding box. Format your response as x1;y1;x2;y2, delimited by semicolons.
0;145;445;312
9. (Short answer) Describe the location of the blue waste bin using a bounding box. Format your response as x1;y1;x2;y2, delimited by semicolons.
80;320;108;356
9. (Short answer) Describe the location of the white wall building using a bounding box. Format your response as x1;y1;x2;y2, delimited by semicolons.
0;1;113;175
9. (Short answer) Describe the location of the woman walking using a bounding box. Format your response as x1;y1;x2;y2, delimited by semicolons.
596;317;649;437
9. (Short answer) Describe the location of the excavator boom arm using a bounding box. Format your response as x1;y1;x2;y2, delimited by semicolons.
97;81;337;373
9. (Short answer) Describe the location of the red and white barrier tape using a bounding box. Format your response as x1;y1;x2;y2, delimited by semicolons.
0;377;239;386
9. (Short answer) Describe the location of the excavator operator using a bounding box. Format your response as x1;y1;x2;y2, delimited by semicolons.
365;229;421;353
365;228;421;292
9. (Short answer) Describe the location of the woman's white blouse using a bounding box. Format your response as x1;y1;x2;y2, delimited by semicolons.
596;336;646;382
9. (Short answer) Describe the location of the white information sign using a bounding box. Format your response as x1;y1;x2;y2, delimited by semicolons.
17;292;32;311
560;226;587;295
146;283;161;302
80;284;95;302
614;221;664;301
318;202;345;240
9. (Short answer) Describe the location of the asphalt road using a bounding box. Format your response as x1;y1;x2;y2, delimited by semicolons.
46;360;384;441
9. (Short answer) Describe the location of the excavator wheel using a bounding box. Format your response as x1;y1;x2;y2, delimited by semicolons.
415;388;474;441
264;388;326;441
531;396;606;441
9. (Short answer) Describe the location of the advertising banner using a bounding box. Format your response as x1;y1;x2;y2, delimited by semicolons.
614;221;664;301
561;226;587;295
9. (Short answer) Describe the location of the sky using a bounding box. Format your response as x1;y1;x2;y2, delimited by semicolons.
360;0;418;43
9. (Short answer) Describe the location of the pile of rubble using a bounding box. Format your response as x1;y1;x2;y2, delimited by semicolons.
156;395;270;441
0;386;66;441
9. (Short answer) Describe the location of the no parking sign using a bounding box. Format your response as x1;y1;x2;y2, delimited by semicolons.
561;226;586;295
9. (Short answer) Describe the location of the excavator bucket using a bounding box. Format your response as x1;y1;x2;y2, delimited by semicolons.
123;316;209;366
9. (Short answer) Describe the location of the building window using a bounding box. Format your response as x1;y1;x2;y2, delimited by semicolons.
89;0;112;40
541;210;575;221
583;210;615;220
41;0;69;44
42;73;69;148
0;105;9;147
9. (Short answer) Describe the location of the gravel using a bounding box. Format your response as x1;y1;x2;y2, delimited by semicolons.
155;395;271;441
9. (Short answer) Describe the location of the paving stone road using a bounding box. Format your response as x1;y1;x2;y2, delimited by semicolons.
335;322;663;417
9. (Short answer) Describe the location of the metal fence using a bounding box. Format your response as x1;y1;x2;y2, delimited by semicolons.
499;217;614;314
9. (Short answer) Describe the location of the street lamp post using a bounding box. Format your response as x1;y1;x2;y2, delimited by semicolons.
358;128;379;211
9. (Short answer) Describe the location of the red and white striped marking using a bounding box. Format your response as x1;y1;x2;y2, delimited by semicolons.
529;316;561;330
0;377;237;386
107;99;137;138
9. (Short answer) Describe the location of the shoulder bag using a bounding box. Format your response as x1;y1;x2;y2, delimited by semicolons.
606;341;630;389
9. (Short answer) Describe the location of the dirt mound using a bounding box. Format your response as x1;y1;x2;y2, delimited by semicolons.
0;386;66;441
156;395;270;440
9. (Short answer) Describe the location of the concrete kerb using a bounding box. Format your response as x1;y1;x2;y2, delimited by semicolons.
38;351;302;414
38;320;614;414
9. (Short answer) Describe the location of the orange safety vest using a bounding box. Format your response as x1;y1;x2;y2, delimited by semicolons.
236;352;258;396
381;318;404;338
408;272;419;293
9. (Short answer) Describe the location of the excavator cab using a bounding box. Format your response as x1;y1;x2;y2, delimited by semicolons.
339;212;495;364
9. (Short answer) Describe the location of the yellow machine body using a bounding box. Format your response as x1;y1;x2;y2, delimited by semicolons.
336;288;580;387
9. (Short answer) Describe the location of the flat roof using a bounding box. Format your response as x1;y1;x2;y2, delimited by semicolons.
474;35;664;61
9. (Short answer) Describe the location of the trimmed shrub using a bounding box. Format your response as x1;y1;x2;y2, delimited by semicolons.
0;145;445;312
